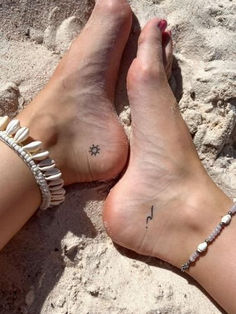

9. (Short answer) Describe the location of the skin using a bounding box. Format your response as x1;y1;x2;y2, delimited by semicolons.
103;9;235;314
0;0;235;312
0;0;133;247
18;0;132;185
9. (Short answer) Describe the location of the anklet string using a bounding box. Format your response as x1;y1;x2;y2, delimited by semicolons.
0;116;65;210
181;202;236;272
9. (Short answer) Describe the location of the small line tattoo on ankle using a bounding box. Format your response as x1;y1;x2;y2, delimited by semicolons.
89;144;100;156
146;205;154;229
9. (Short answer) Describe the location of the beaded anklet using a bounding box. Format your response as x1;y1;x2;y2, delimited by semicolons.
0;116;65;210
181;202;236;272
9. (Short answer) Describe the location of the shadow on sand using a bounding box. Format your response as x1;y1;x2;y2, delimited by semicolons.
0;182;104;314
114;244;226;314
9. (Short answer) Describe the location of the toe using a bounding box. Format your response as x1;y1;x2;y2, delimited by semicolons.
127;18;177;141
94;0;132;21
70;0;132;57
127;18;171;90
137;18;167;70
162;31;173;79
56;0;132;100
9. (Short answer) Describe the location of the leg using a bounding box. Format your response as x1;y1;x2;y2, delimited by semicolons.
103;18;235;313
0;0;132;248
18;0;132;185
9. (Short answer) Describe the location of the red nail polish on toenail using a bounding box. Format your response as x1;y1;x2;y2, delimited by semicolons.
158;20;167;32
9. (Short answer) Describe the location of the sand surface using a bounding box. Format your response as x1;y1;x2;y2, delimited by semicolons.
0;0;235;313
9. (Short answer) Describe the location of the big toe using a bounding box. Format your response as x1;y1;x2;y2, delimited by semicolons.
137;18;166;66
128;18;173;90
56;0;132;100
62;0;132;93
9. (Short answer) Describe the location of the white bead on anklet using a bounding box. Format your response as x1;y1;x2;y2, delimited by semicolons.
181;202;236;272
0;116;65;210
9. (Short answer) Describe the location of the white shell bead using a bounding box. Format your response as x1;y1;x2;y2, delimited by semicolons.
31;151;50;161
39;165;55;171
221;214;231;225
49;179;64;187
45;173;62;181
0;116;10;130
0;116;65;209
6;119;20;135
45;168;62;181
14;127;29;143
22;141;42;152
197;242;208;253
38;158;55;167
38;159;56;171
45;168;60;176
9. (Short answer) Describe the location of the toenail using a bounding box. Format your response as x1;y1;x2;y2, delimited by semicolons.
158;20;167;32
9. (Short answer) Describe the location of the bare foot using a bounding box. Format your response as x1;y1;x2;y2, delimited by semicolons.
18;0;132;185
103;18;232;269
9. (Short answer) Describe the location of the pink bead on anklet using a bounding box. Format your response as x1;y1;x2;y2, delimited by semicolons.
181;202;236;272
0;116;65;210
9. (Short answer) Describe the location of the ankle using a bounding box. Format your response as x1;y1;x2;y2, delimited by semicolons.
17;104;59;149
173;176;233;268
16;98;70;178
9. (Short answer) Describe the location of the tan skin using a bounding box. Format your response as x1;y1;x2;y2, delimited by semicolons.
0;0;235;312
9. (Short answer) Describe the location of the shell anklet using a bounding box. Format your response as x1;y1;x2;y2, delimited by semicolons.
0;116;65;210
181;202;236;272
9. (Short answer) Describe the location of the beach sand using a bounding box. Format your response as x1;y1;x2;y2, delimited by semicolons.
0;0;235;313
